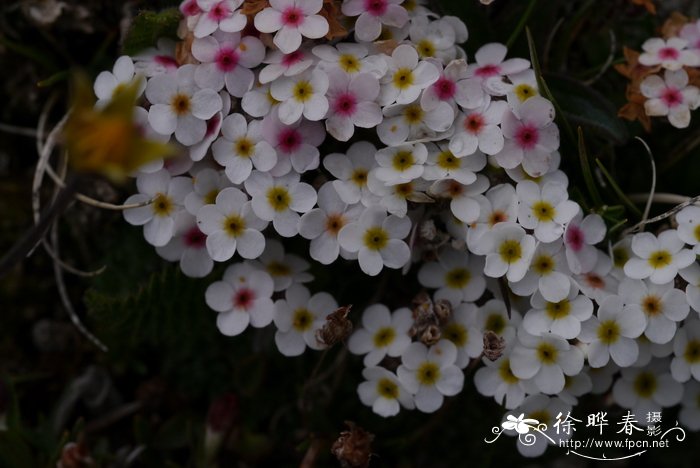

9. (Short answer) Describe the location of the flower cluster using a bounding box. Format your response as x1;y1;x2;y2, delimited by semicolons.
618;14;700;129
95;0;700;458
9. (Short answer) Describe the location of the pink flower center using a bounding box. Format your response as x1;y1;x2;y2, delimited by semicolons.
282;6;304;26
658;47;680;60
364;0;388;16
565;225;584;252
181;0;201;16
233;288;256;310
515;124;539;150
433;77;456;100
463;114;485;134
208;1;231;20
277;129;302;153
661;87;683;108
584;273;605;290
282;50;304;67
475;64;500;78
215;48;240;72
333;93;358;116
184;226;207;248
155;55;179;70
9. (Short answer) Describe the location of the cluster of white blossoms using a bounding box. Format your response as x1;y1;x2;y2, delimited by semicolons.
639;20;700;128
103;0;700;457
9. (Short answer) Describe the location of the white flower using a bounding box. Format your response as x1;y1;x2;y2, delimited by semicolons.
323;141;379;206
505;395;571;457
338;206;411;276
155;213;213;278
679;380;700;430
483;222;537;283
677;205;700;254
244;171;317;237
638;37;700;71
442;302;484;368
563;210;606;274
509;240;572;303
466;183;518;254
312;43;387;77
325;70;383;141
341;0;409;43
146;64;223;145
557;371;593;406
679;263;700;313
495;96;559;176
671;320;700;382
271;69;329;124
252;239;313;291
358;367;415;417
450;100;507;157
578;295;646;368
420;59;484;111
94;56;145;107
422;143;486;186
192;0;247;38
196;187;268;262
612;359;683;424
475;299;521;345
619;278;689;344
522;287;593;340
205;262;275;336
241;80;279;117
573;252;619;302
397;340;464;413
123;170;192;247
372;143;427;185
261;111;325;175
347;304;413;366
367;177;430;217
254;0;329;54
192;31;265;97
509;329;584;394
641;69;700;129
429;174;489;224
680;19;700;49
273;284;338;356
377;101;454;146
417;248;486;306
212;113;277;184
378;44;440;106
298;183;363;264
516;180;578;243
184;168;232;216
474;351;528;409
624;230;696;284
408;15;458;63
466;43;530;83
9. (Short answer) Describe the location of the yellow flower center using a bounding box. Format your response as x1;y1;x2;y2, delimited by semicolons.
485;314;506;334
514;84;537;102
416;39;436;58
445;268;471;288
597;319;620;345
204;189;219;205
498;359;520;384
488;210;507;227
633;372;657;398
402;104;424;124
695;224;700;242
292;81;313;102
266;187;291;212
339;54;361;73
292;308;313;331
532;201;555;222
234;137;254;157
222;213;246;237
684;340;700;363
498;239;522;264
267;261;290;277
545;300;571;319
648;250;672;268
363;227;388;251
437;151;460;170
392;150;415;171
416;362;441;385
170;93;191;116
394;182;413;199
529;410;550;426
613;247;629;269
393;68;415;90
532;254;555;275
152;193;174;217
641;295;663;316
443;322;467;347
325;213;346;235
351;168;368;186
373;327;396;347
376;378;399;399
536;342;558;364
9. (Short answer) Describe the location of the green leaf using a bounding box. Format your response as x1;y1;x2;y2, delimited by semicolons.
577;127;603;208
122;9;182;56
544;73;629;145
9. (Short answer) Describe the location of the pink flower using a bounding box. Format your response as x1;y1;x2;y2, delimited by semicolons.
261;111;326;175
325;70;383;141
254;0;329;54
466;43;530;84
638;37;700;71
641;69;700;129
420;59;484;111
341;0;409;43
563;211;606;274
192;0;247;38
